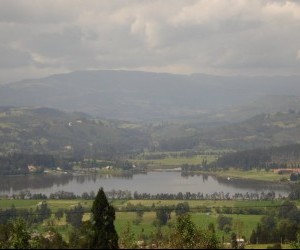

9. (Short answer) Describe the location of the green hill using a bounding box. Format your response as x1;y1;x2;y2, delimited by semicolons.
2;106;300;158
153;111;300;151
0;106;149;158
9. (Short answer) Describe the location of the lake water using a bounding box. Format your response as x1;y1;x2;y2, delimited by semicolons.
0;171;291;197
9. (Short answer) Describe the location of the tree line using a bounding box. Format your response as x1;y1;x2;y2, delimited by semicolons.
3;189;286;201
212;144;300;170
0;152;139;176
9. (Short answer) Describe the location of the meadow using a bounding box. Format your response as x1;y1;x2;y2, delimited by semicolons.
131;152;218;168
210;168;291;182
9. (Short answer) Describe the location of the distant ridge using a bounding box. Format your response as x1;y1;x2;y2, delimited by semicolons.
1;70;300;121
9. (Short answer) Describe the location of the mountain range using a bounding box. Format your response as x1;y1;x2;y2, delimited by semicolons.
1;70;300;121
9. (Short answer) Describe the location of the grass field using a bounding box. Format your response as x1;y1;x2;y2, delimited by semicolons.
132;153;218;168
0;198;287;212
119;199;284;209
0;199;94;212
208;168;291;182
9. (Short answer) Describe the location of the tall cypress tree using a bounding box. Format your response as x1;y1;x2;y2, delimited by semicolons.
91;187;119;249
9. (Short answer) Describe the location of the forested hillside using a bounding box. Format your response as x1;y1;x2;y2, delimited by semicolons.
0;107;149;158
213;144;300;170
2;107;300;157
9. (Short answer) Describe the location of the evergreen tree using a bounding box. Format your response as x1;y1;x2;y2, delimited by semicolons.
175;202;190;216
91;188;119;249
155;206;170;226
66;203;84;228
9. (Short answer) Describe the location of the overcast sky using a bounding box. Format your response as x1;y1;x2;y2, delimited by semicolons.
0;0;300;84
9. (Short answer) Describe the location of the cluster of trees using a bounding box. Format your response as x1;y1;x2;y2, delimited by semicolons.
0;153;53;175
290;173;300;182
0;218;68;249
0;153;76;175
132;190;279;201
121;202;190;222
0;152;141;176
288;185;300;200
0;201;51;226
140;151;216;160
120;201;269;218
158;136;199;151
0;201;85;232
214;201;300;247
0;188;119;249
49;191;79;200
181;162;209;173
212;144;300;170
250;201;300;244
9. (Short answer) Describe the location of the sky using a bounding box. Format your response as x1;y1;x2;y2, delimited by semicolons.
0;0;300;84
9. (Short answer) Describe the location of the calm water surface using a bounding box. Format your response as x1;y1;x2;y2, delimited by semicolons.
0;171;291;197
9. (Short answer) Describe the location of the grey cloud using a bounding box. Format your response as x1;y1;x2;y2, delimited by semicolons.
0;1;75;24
0;45;32;68
0;0;300;84
28;26;87;58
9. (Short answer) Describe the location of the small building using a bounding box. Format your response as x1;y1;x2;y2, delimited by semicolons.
236;238;245;249
27;165;37;172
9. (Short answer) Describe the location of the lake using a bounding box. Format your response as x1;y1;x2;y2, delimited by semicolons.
0;171;291;197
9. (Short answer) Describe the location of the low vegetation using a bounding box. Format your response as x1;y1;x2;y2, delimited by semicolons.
1;195;300;248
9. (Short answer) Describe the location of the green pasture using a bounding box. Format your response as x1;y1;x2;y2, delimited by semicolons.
211;168;291;182
120;199;284;210
115;211;163;236
133;155;217;168
1;198;268;213
0;199;40;210
131;152;218;168
0;199;93;212
0;198;286;212
115;211;262;241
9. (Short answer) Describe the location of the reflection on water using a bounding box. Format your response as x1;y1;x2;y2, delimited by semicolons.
0;172;134;192
0;171;291;197
0;174;73;192
215;175;291;191
182;172;291;193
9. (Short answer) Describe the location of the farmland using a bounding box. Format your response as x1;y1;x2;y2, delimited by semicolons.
0;198;290;244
